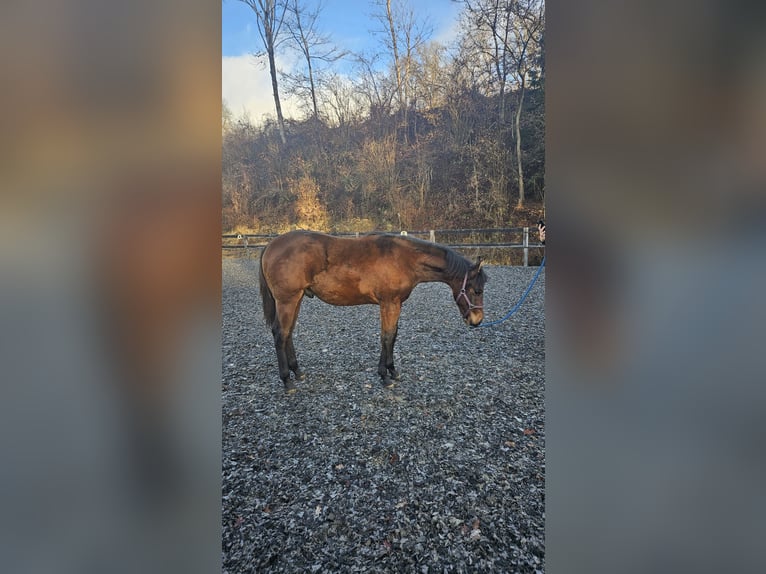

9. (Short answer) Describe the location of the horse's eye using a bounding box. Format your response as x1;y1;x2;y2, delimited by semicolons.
475;289;483;296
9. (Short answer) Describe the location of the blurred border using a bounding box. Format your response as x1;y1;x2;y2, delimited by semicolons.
3;1;765;572
1;2;221;573
547;1;766;572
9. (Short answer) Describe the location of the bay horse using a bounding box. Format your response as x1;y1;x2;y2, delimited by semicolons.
259;230;487;391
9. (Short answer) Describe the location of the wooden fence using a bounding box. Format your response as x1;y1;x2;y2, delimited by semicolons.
223;228;545;266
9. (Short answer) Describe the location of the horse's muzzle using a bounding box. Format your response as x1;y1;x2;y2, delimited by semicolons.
465;312;484;327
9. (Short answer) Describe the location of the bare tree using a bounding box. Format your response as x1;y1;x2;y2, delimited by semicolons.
282;0;346;121
458;0;544;207
459;0;513;123
372;0;431;142
319;72;364;132
382;0;404;111
352;52;397;138
238;0;288;145
410;41;449;114
507;0;544;207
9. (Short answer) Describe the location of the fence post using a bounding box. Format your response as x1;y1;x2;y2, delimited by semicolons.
429;229;435;242
355;232;359;238
523;227;529;267
237;234;249;255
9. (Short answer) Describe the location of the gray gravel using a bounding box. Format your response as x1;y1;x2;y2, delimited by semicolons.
222;255;545;573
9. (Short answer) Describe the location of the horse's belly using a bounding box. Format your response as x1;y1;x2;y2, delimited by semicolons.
313;289;375;306
310;274;377;306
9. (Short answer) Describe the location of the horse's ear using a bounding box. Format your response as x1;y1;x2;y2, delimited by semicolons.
475;257;484;271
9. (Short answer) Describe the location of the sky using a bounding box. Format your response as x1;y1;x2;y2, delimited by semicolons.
222;0;463;123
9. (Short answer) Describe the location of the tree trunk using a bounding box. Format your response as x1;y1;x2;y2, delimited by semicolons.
267;44;287;145
385;0;408;142
499;85;506;124
307;57;318;120
386;0;403;109
514;76;526;208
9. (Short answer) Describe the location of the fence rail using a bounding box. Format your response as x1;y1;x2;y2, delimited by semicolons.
223;227;545;266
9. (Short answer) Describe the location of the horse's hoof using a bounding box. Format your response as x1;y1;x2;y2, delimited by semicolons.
284;381;298;394
294;370;306;381
382;378;396;389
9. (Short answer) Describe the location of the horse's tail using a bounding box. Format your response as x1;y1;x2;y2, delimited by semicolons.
259;253;276;328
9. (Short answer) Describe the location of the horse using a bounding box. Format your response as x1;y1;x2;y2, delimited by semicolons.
259;230;487;391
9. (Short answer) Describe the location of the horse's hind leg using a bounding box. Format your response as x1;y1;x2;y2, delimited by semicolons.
272;295;303;392
271;322;291;391
285;320;304;380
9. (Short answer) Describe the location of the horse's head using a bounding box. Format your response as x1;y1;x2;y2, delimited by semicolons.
453;258;487;327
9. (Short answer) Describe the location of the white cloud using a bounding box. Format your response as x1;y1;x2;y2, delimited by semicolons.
222;54;302;124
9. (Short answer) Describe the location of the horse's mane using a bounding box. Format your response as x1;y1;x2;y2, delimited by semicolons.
436;243;474;279
376;233;474;280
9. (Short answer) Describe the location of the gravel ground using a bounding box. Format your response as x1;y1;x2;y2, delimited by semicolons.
222;255;545;573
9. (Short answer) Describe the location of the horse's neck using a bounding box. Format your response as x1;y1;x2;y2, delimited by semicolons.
416;249;458;288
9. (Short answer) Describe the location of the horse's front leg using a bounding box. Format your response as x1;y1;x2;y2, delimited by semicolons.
378;301;401;387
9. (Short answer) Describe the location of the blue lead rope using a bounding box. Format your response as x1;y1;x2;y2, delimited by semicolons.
477;255;546;328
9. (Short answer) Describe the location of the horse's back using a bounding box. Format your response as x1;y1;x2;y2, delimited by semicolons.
262;231;420;305
264;230;325;255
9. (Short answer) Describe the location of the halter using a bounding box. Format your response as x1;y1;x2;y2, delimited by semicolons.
456;271;483;318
